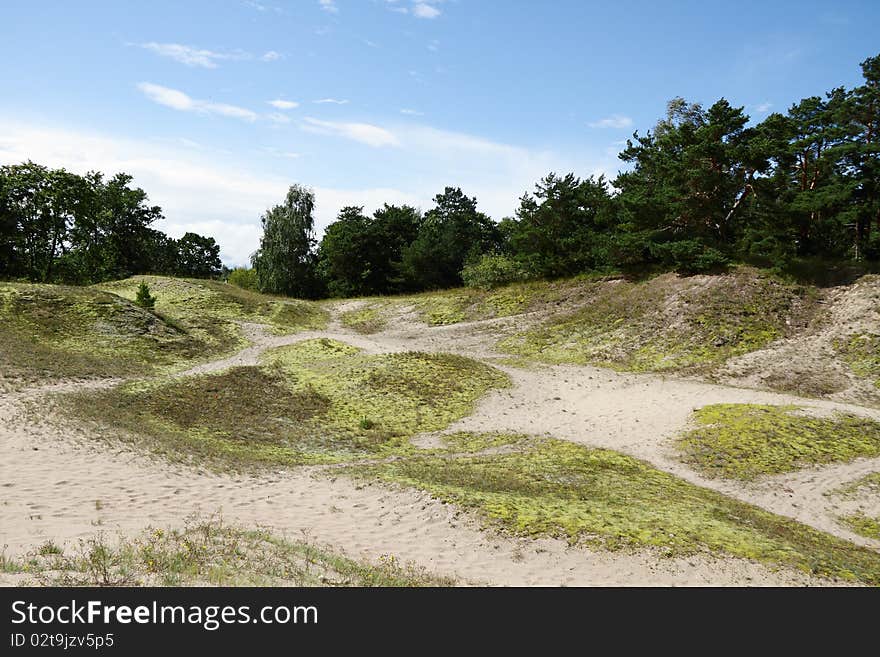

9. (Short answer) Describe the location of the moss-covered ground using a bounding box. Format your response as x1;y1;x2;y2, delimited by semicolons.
61;339;510;470
339;305;387;333
676;404;880;480
498;269;818;373
348;437;880;584
840;514;880;541
3;517;452;587
836;333;880;387
0;282;216;387
99;275;328;339
0;277;328;389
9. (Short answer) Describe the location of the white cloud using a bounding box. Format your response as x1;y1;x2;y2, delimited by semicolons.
413;3;441;19
268;99;299;110
400;108;424;116
267;113;292;124
588;114;634;129
261;50;282;62
138;83;258;122
139;42;237;69
314;98;350;105
427;40;440;52
754;102;773;113
319;0;338;13
302;117;400;147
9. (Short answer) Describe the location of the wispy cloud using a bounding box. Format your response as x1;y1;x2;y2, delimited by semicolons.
267;113;292;124
413;2;441;19
138;43;238;68
588;114;633;129
138;83;258;122
400;108;424;116
138;42;281;67
268;99;299;110
302;117;400;147
314;98;350;105
753;102;773;113
384;0;443;19
319;0;338;14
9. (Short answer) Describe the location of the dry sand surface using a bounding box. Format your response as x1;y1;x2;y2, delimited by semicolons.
1;302;878;586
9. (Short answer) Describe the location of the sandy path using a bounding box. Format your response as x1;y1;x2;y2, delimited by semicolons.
1;303;878;585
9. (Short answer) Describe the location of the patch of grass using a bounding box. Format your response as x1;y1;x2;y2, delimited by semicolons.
499;268;818;373
349;438;880;584
12;518;453;587
435;432;530;454
840;514;880;540
677;404;880;480
340;306;387;334
0;282;223;388
837;333;880;387
62;339;509;470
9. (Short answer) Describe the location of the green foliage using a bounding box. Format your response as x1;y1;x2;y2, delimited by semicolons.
510;173;613;278
677;404;880;480
0;162;221;285
350;438;880;584
226;267;259;291
649;240;729;274
134;281;156;309
317;204;422;297
461;253;530;290
251;184;322;299
400;187;500;290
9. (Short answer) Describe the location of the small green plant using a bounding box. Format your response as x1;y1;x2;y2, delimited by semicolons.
134;281;156;310
359;416;375;430
37;541;63;556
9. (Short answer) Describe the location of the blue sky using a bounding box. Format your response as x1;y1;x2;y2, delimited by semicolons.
1;0;878;265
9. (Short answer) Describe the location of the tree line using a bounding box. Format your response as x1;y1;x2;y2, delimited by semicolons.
4;52;877;296
248;53;879;298
0;162;221;284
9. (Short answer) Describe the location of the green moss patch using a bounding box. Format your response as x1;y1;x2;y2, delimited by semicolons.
339;306;387;333
499;269;817;373
677;404;880;480
12;518;452;587
62;339;509;470
0;282;223;387
840;514;880;541
349;438;880;584
836;333;880;387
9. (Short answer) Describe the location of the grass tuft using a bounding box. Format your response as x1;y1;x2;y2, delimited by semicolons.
9;517;453;587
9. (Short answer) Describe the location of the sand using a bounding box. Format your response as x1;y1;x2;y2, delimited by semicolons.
1;302;878;586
